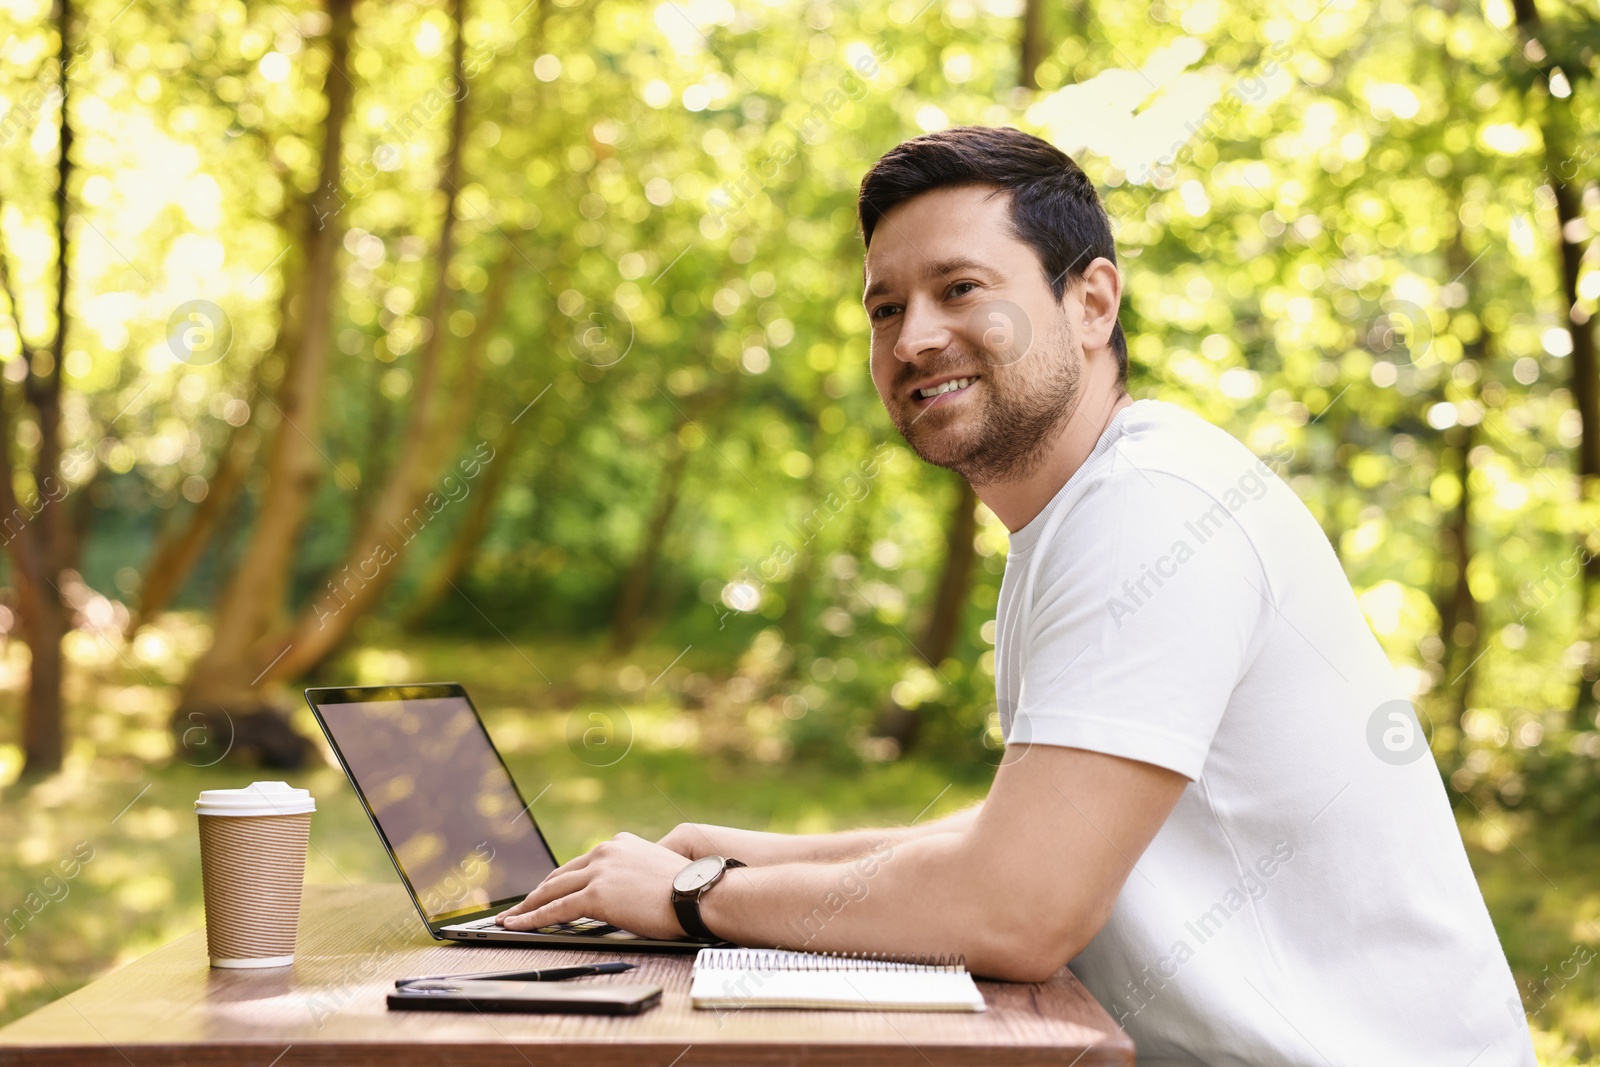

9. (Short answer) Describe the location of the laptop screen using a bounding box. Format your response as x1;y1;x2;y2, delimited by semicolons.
313;692;558;924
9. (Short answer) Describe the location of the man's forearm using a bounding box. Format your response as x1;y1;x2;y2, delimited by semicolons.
668;805;980;865
696;826;1040;979
773;805;979;862
691;748;1187;982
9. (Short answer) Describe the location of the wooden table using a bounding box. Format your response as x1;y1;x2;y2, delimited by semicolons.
0;884;1134;1066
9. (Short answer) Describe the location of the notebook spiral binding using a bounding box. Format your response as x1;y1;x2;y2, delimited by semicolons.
707;949;967;972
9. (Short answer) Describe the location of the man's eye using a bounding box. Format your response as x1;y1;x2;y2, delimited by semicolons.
948;282;978;299
870;304;901;321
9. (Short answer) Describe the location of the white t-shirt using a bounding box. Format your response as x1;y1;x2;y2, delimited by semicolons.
994;399;1534;1066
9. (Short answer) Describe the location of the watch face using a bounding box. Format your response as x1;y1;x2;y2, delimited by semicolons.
673;856;724;894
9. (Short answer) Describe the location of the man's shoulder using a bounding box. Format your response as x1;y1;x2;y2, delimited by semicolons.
1018;399;1309;584
1013;399;1303;560
1107;400;1275;493
1043;401;1280;526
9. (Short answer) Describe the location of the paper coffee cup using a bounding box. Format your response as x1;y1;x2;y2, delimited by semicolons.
195;781;315;969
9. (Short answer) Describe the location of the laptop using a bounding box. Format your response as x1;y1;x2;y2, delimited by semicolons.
304;682;712;951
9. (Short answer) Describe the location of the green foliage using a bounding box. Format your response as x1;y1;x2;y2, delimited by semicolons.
0;0;1594;820
0;0;1598;1052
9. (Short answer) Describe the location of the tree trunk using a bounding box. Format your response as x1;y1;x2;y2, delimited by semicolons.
1071;0;1091;42
0;0;74;776
611;441;691;654
1434;196;1484;718
258;0;481;682
609;322;727;654
778;542;817;649
430;241;517;473
19;580;67;771
919;477;979;668
397;260;552;631
178;0;356;725
1508;0;1600;714
265;200;522;678
402;416;524;630
351;354;394;535
1434;422;1479;706
1019;0;1046;90
873;476;979;754
779;422;827;650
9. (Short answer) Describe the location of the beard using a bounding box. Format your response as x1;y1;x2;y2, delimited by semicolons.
888;317;1083;486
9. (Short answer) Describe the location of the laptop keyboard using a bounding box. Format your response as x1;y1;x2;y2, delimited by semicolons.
457;916;621;936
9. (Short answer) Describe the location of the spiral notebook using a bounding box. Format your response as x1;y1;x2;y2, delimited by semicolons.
689;948;986;1012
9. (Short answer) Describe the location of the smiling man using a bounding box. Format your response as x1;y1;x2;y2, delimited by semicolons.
500;126;1535;1065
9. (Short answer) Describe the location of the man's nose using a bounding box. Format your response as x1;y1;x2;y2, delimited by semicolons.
892;297;954;364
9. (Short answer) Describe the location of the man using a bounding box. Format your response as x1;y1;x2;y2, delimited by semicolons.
501;126;1535;1064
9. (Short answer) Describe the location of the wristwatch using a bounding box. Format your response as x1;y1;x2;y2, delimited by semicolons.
671;855;746;941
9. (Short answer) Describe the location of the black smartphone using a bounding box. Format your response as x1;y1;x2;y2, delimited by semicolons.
387;979;663;1015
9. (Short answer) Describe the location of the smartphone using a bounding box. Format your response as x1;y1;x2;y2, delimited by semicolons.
387;979;662;1015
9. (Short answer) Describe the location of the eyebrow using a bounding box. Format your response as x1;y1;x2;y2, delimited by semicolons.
862;257;999;305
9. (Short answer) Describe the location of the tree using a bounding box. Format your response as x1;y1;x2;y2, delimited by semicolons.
261;162;518;677
1434;231;1484;714
402;415;525;630
1507;0;1600;714
919;477;980;671
872;475;978;753
1019;0;1047;91
0;0;75;776
175;0;357;744
611;437;692;653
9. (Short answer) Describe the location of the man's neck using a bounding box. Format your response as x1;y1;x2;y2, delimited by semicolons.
972;382;1134;533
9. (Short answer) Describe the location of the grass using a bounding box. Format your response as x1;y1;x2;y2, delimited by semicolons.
0;622;1595;1063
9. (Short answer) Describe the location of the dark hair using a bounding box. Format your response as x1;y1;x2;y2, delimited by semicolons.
857;126;1128;380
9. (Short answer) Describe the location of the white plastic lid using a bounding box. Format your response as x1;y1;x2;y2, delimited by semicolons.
194;781;316;817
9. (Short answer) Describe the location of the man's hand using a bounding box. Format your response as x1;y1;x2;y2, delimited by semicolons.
655;822;722;860
496;832;693;940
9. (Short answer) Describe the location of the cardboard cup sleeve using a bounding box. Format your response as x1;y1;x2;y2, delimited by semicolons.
195;782;315;969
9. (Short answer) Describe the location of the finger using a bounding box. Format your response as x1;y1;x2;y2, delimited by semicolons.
496;850;598;917
501;888;591;931
498;870;588;918
540;850;597;884
496;870;590;920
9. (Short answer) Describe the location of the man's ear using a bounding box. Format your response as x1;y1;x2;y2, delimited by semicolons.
1076;256;1123;353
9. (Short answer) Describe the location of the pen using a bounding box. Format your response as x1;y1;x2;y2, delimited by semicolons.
394;961;637;987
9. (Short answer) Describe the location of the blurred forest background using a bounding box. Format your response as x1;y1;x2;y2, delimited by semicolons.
0;0;1598;1058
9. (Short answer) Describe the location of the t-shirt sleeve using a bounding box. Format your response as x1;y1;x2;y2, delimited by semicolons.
1007;466;1271;780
